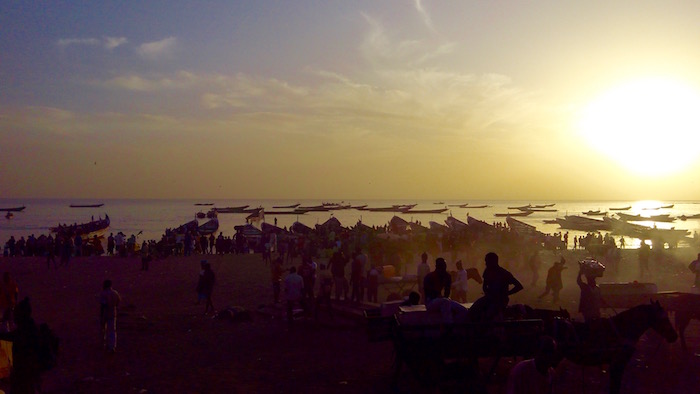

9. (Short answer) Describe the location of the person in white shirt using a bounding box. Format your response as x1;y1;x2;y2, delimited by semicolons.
453;260;468;303
284;267;304;325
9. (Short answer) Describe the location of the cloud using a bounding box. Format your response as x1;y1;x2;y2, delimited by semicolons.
98;71;197;92
57;38;100;47
104;36;128;50
414;0;435;31
137;37;177;59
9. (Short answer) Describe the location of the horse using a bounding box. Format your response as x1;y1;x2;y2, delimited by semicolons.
667;292;700;350
554;301;677;394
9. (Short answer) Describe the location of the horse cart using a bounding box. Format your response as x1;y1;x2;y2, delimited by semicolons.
365;303;544;389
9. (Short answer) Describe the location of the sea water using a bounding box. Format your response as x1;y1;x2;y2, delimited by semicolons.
1;198;699;248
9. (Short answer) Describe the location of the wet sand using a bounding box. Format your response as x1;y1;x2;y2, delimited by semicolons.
0;247;698;393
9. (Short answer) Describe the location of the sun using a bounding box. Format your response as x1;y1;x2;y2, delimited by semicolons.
577;77;700;176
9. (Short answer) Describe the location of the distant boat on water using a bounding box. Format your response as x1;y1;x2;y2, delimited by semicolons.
609;206;631;211
70;203;104;208
194;203;214;206
273;203;300;209
0;206;26;212
494;211;533;217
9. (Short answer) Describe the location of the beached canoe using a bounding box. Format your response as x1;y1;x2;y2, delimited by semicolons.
197;218;219;235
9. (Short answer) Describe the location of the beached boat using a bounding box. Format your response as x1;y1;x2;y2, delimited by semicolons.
69;203;104;208
172;219;198;234
429;221;448;232
555;215;609;231
206;210;217;219
604;217;689;245
0;206;26;212
445;216;469;230
494;211;533;217
466;216;496;233
506;217;538;236
617;212;675;223
272;203;300;209
50;215;110;238
197;218;219;235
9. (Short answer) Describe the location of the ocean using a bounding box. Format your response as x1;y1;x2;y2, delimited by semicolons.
2;198;700;248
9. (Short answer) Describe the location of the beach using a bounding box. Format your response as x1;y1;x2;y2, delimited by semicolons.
0;247;699;393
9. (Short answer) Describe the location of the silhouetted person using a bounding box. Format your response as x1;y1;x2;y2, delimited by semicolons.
470;252;523;321
416;252;430;303
577;264;602;322
99;280;121;353
638;241;651;278
423;257;451;304
689;253;700;291
538;257;567;303
506;336;560;394
0;297;41;393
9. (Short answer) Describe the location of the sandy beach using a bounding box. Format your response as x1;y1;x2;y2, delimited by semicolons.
0;247;699;393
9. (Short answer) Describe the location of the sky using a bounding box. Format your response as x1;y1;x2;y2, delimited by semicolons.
3;1;700;201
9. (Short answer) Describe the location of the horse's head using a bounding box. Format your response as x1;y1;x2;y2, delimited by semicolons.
466;267;483;284
648;300;678;343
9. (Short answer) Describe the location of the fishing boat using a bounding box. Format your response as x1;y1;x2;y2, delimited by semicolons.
533;203;556;208
609;206;631;211
197;218;219;235
50;215;110;238
69;203;104;208
272;203;300;209
429;221;449;232
555;215;609;231
194;203;214;206
519;207;556;212
404;207;448;214
678;214;700;221
214;205;249;213
0;206;26;212
196;212;206;219
445;216;469;230
507;204;532;210
583;210;606;216
364;206;411;213
494;211;533;217
172;219;198;234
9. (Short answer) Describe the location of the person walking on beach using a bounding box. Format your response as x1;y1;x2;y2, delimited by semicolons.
350;247;367;303
284;266;304;325
453;260;468;303
46;235;57;269
271;257;284;303
197;262;216;314
99;280;121;353
538;257;566;304
639;241;651;278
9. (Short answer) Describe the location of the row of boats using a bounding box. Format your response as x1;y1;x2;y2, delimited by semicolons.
1;203;104;212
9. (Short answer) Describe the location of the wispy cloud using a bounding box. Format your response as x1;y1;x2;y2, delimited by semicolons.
104;36;128;50
414;0;434;32
137;37;177;59
57;36;128;50
57;38;100;47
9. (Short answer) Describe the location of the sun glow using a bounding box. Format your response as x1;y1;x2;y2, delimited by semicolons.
578;78;700;175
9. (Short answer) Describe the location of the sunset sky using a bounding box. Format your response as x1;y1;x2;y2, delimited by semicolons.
3;1;700;200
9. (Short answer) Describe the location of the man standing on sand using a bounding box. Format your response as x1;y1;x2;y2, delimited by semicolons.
199;262;216;314
284;266;304;325
639;241;651;278
100;280;121;353
470;252;523;322
416;252;430;303
688;253;700;292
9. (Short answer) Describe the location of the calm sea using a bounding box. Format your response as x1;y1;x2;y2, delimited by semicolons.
1;198;700;248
